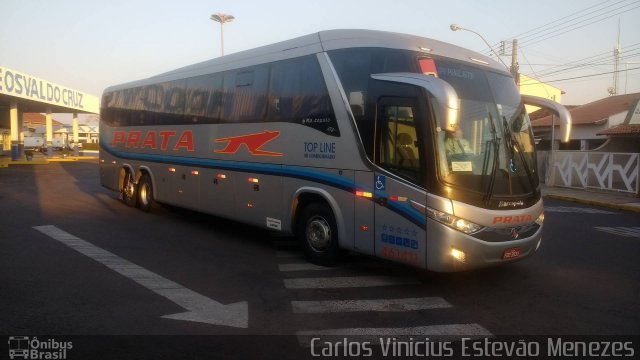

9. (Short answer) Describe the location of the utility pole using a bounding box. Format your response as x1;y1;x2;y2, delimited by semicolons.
613;20;621;95
610;20;621;96
500;40;519;85
510;39;519;86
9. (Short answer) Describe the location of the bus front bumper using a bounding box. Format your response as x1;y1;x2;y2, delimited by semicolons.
425;219;542;272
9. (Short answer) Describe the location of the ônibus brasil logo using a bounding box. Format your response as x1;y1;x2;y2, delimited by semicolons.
7;336;73;360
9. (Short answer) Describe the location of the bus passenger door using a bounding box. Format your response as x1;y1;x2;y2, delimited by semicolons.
373;98;427;268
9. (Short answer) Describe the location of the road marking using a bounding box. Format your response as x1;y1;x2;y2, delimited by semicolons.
274;240;298;248
33;225;248;328
283;276;420;289
545;206;615;214
594;226;640;238
296;324;492;346
279;263;334;272
275;250;301;258
291;297;452;313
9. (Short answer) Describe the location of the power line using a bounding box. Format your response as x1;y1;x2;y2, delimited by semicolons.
520;66;640;85
481;0;640;55
518;2;640;49
484;0;624;52
533;51;640;79
527;43;640;79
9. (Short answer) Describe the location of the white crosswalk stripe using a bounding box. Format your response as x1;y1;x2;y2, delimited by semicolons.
279;263;334;271
273;242;493;347
275;250;301;259
545;206;615;214
594;227;640;238
291;297;452;313
284;276;420;289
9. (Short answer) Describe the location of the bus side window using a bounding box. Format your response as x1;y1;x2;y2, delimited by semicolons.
378;104;421;182
268;56;337;136
185;73;223;124
222;65;269;122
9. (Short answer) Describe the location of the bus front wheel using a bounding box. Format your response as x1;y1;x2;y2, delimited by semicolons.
298;203;339;265
121;171;137;207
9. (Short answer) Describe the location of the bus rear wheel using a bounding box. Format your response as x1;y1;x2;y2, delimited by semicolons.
121;171;137;207
137;174;154;212
297;203;339;265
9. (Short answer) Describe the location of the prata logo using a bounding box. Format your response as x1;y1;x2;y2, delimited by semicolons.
7;336;73;360
214;131;283;156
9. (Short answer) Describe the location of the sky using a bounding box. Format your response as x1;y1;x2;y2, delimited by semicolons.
1;0;639;123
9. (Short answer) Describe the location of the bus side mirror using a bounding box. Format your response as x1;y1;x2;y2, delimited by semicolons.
521;95;572;143
371;73;459;131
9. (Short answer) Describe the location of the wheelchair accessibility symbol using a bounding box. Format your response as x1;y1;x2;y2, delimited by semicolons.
375;175;386;191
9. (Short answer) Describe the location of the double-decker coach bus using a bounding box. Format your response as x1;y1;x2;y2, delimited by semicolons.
100;30;571;272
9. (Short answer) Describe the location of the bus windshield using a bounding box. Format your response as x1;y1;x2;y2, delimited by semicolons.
434;60;537;197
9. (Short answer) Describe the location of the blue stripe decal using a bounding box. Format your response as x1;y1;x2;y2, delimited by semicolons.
101;144;426;227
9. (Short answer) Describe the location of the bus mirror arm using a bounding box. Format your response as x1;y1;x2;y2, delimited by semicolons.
521;95;572;143
371;73;460;131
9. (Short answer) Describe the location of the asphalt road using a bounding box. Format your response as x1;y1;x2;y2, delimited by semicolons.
1;161;638;359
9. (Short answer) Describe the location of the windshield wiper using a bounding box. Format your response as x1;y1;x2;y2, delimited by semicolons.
483;111;500;205
503;111;536;193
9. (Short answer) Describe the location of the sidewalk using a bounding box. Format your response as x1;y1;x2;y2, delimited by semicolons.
0;152;98;167
542;184;640;213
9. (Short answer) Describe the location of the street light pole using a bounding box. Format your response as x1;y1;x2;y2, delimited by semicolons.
449;24;509;70
210;13;235;56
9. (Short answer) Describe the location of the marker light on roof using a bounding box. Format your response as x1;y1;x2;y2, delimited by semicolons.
470;57;489;65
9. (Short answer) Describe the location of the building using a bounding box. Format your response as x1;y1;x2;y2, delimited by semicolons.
519;74;564;114
531;93;640;151
595;96;640;152
0;65;99;158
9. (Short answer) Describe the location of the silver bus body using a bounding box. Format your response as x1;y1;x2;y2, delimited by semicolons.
100;30;569;272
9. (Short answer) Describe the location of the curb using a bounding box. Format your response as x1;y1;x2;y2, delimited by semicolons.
544;194;640;213
0;157;98;167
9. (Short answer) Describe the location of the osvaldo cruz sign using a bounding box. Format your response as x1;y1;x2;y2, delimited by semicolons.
0;65;99;114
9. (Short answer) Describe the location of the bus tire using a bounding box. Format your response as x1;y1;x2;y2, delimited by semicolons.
297;202;339;265
121;170;137;207
137;173;154;212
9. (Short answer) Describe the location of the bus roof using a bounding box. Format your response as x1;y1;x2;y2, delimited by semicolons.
104;29;507;93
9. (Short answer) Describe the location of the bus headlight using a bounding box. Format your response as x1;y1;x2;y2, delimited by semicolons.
426;207;484;234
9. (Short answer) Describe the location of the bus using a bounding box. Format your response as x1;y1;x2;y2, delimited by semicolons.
99;30;571;272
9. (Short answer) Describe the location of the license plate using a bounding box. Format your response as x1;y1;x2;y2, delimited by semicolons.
502;247;521;260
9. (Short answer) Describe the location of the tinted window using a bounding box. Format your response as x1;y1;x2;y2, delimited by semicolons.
328;48;416;156
223;65;269;122
102;80;185;126
378;103;423;183
268;56;338;136
435;61;493;102
185;73;223;123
